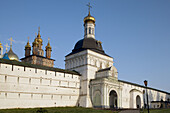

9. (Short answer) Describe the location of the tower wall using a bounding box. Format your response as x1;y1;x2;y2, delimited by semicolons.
65;50;113;107
84;22;95;39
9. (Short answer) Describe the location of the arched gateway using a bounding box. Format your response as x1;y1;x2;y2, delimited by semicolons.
109;90;118;109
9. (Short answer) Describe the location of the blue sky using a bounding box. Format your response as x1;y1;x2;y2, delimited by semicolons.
0;0;170;92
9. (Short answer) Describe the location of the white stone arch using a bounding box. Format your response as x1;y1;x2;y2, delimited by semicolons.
107;87;119;108
129;89;143;108
93;90;101;107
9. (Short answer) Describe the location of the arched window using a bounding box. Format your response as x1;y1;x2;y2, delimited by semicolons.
89;27;91;34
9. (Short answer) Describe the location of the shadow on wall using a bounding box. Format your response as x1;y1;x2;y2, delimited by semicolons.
156;92;160;101
149;90;153;103
165;94;170;101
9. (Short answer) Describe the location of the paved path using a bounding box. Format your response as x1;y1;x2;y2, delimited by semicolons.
119;110;140;113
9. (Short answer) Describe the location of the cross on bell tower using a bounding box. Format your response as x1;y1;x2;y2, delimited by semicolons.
8;37;14;48
5;43;9;53
87;3;92;15
84;3;96;39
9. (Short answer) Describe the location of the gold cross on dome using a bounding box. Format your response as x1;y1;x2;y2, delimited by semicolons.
87;3;92;13
5;43;9;52
27;37;30;41
38;27;40;34
48;38;50;42
8;37;14;46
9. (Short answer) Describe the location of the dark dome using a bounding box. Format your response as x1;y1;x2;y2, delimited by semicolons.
66;38;110;57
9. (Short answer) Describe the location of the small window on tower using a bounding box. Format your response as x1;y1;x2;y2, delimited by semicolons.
85;28;87;35
89;27;91;34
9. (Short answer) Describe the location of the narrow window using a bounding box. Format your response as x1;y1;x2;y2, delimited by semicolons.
85;28;87;35
40;78;42;84
89;27;91;34
12;65;13;71
17;77;19;83
5;76;7;82
29;78;31;84
50;79;52;85
35;68;37;73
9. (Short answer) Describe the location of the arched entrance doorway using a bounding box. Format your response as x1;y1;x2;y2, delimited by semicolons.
109;90;117;109
136;95;141;108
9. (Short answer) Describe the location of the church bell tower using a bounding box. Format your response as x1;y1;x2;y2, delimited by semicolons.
65;3;115;108
84;8;95;39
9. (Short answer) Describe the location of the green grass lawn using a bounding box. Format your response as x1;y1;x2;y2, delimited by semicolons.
0;107;169;113
141;108;170;113
0;107;117;113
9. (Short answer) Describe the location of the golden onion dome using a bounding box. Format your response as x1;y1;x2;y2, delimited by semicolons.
7;48;19;61
32;39;39;46
36;26;43;44
84;12;95;24
25;41;31;48
0;42;3;48
46;42;52;50
36;38;43;44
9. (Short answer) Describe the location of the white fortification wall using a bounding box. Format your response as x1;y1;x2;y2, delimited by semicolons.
0;62;80;109
119;81;170;108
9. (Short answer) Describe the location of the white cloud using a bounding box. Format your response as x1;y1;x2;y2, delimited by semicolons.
13;40;26;45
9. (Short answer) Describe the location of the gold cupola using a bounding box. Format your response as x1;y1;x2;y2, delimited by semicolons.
36;27;43;44
45;39;52;50
25;37;31;48
7;47;19;61
84;11;95;24
45;38;52;58
7;37;19;61
25;37;31;57
32;38;39;46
